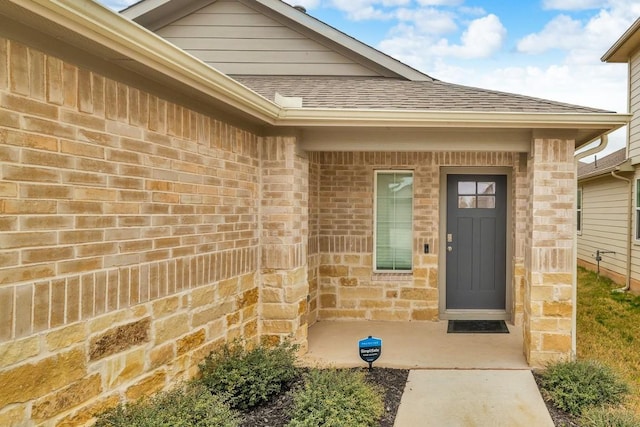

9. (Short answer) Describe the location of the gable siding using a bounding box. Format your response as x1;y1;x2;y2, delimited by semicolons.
629;49;640;159
155;0;382;76
577;176;629;280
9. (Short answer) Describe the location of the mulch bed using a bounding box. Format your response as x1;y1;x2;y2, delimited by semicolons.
239;368;409;427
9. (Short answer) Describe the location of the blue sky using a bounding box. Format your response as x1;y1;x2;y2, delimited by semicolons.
101;0;640;159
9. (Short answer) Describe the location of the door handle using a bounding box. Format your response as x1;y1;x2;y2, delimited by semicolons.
447;246;453;252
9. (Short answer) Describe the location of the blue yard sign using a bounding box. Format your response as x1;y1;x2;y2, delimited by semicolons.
359;336;382;369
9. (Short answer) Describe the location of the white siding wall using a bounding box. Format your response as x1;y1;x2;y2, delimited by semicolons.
577;176;629;278
629;49;640;159
630;171;640;286
155;0;381;76
627;50;640;291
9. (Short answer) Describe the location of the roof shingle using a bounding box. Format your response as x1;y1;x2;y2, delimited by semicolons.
233;76;611;113
578;148;628;180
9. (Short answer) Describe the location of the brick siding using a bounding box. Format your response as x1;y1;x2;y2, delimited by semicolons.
0;37;261;425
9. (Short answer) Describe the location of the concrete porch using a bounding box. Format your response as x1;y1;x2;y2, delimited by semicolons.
301;320;528;369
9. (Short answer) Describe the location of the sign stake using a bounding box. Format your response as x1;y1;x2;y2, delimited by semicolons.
358;335;382;370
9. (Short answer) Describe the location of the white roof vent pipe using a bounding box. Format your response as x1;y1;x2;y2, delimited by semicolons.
293;5;307;13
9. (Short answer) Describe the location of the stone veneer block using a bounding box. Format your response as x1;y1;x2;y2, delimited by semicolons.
89;317;150;361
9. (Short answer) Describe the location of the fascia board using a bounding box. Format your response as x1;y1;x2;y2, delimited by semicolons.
7;0;281;124
602;18;640;62
274;109;632;130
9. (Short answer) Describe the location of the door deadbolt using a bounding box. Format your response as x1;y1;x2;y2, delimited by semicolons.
447;233;453;243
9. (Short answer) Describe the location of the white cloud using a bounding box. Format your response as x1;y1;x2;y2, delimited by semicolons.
284;0;322;9
542;0;604;10
394;8;458;34
431;14;506;58
416;0;464;5
384;13;506;63
327;0;395;20
518;2;639;58
458;6;487;15
516;15;583;54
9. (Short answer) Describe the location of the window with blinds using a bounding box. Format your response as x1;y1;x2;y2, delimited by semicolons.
374;171;413;272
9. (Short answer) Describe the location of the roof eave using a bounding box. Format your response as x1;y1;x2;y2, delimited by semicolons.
602;18;640;62
276;107;629;127
578;159;634;181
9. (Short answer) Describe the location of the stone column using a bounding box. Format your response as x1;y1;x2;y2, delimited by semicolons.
524;136;576;366
259;136;309;351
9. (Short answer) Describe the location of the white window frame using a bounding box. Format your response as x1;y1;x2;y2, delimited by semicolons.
373;170;414;273
577;187;582;235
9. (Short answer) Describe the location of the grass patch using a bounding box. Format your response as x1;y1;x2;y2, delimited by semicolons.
577;267;640;413
581;407;640;427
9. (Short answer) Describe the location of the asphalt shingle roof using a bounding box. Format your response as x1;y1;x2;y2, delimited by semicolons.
578;148;628;180
233;76;611;113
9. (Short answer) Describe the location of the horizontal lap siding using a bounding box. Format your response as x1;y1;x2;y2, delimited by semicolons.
578;177;629;278
631;170;640;287
629;50;640;159
156;0;380;76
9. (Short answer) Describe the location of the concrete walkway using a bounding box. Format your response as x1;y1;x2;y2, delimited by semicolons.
302;321;554;427
394;370;554;427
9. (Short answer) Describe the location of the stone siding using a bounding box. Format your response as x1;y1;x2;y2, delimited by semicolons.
259;137;310;350
524;138;576;366
0;37;261;425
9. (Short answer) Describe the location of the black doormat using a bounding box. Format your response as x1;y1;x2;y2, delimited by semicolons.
447;320;509;334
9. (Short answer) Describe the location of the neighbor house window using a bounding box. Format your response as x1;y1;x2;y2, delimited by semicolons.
577;187;582;234
636;180;640;240
374;171;413;271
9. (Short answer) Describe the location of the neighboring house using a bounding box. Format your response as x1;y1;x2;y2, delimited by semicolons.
0;0;630;424
577;149;634;285
589;17;640;293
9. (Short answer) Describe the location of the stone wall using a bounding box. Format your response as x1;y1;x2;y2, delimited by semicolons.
259;137;310;350
313;152;527;324
0;37;261;425
524;138;576;366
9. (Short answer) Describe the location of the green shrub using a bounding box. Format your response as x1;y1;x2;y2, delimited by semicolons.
287;369;384;427
198;339;299;410
581;407;640;427
539;360;629;415
94;383;239;427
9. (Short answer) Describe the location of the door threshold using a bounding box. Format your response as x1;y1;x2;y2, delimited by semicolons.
441;310;509;321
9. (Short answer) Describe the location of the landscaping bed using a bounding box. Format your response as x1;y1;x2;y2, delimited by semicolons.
96;340;409;427
240;368;408;427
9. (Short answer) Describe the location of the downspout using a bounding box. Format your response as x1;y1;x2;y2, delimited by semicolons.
611;170;632;292
572;135;609;359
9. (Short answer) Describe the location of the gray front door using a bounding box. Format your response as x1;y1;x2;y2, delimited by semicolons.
446;174;507;310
